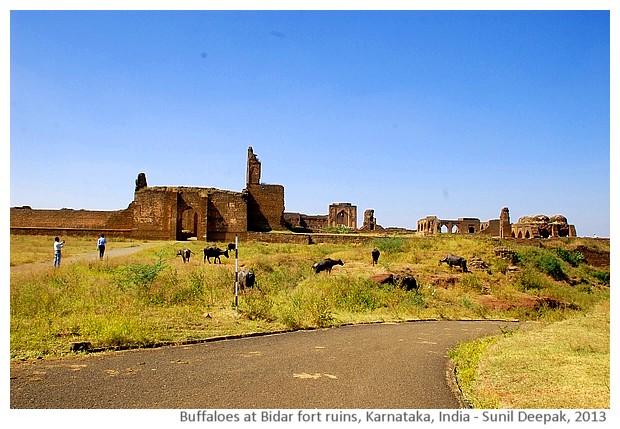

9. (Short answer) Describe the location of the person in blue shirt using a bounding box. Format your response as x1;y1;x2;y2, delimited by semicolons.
53;236;65;267
97;234;107;260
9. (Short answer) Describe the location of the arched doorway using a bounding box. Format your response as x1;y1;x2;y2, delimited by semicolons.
336;210;349;227
178;207;198;240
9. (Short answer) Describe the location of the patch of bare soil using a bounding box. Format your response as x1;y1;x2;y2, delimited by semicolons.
575;245;609;268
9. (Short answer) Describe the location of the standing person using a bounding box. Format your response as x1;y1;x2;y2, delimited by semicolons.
97;233;107;260
53;236;65;267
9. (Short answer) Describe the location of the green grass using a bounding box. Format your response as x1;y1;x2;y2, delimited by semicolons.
9;234;146;266
450;301;610;408
11;235;609;364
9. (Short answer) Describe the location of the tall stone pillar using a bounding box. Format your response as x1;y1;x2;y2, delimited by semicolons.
246;146;261;186
500;207;511;238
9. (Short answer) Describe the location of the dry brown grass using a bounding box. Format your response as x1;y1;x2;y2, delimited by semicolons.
453;301;609;409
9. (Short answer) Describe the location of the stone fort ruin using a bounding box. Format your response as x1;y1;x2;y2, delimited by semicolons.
10;147;576;240
10;147;376;240
417;207;576;238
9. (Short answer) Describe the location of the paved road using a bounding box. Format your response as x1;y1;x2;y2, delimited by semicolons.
10;320;519;409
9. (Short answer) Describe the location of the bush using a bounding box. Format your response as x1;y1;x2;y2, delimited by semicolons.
279;286;335;329
536;254;565;281
556;248;585;267
121;257;166;289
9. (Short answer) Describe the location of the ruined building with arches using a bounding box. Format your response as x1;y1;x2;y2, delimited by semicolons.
417;207;576;238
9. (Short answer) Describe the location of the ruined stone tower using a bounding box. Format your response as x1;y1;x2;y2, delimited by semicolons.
246;146;261;186
244;147;285;231
500;207;511;238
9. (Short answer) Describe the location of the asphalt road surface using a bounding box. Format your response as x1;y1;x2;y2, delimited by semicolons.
10;320;519;409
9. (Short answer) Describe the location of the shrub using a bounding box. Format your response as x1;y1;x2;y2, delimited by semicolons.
460;273;486;293
556;248;585;267
536;254;565;281
121;257;166;289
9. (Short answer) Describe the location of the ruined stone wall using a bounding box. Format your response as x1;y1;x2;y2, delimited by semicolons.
284;212;328;231
500;207;511;238
10;206;133;236
132;188;179;240
206;191;247;241
419;217;481;234
479;219;500;236
246;184;285;231
359;209;385;232
131;186;247;241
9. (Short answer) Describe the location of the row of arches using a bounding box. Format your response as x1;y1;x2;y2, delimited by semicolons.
417;217;480;235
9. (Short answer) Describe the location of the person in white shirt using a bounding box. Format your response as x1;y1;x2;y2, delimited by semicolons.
53;236;65;267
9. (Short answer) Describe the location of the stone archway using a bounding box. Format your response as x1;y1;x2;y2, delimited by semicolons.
180;208;198;240
336;210;349;227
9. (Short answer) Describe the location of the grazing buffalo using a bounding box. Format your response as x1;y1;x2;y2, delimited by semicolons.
369;272;419;292
439;254;468;272
398;275;419;291
176;249;192;263
204;247;229;264
238;270;256;291
227;243;236;252
371;248;380;266
312;258;344;274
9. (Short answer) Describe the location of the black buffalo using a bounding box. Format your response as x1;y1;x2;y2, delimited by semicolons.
238;270;256;291
312;258;344;274
204;247;229;264
371;248;380;266
176;248;192;263
398;275;418;291
439;254;468;272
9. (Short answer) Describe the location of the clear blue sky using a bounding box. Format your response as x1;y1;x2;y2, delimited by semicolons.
8;7;611;237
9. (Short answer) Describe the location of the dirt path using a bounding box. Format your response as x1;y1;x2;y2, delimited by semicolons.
9;242;164;274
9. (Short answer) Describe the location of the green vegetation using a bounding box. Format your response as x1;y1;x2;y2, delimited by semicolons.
450;301;609;408
11;234;609;363
10;234;610;408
